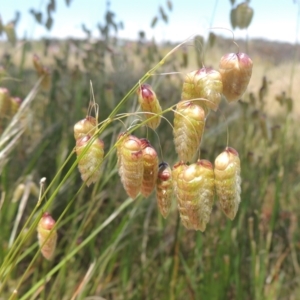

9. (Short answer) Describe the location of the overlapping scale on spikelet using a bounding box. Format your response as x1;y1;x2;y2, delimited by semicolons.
214;147;241;220
176;160;215;231
182;68;223;113
140;138;159;198
193;68;223;111
76;135;104;187
172;161;188;196
173;101;205;162
116;133;143;199
181;71;208;114
137;83;162;130
156;162;173;218
181;70;199;102
37;212;57;260
219;52;253;103
74;116;97;140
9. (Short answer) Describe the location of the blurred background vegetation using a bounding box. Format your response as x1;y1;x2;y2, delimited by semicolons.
0;0;300;299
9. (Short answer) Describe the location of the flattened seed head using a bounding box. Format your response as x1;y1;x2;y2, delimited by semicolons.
219;52;253;103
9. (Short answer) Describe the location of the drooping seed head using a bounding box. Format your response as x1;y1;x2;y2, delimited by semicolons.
219;52;253;103
176;159;215;231
37;212;57;260
140;138;159;198
173;101;206;162
194;67;223;111
214;147;241;220
181;70;208;114
156;162;173;218
76;135;104;186
137;83;162;130
172;161;188;194
117;134;143;199
0;87;11;116
74;116;97;140
234;2;254;29
182;68;223;112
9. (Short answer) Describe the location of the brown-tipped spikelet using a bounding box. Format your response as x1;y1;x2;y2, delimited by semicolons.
176;160;215;231
117;134;143;199
74;116;97;140
0;87;11;117
76;135;104;186
137;83;162;130
219;52;253;103
173;101;205;162
182;68;223;112
156;162;173;218
140;138;159;198
37;212;57;260
214;147;241;220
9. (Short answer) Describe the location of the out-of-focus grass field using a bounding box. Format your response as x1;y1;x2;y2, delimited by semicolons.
0;4;300;300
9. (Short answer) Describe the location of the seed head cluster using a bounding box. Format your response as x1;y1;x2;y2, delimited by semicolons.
73;51;252;231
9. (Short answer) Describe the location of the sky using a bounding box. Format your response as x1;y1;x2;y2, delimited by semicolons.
0;0;299;44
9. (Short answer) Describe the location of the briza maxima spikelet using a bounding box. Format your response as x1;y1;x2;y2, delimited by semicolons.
76;135;104;187
156;162;173;218
137;83;162;130
116;133;143;199
219;52;253;103
172;161;188;196
0;87;11;117
176;160;215;231
194;68;223;111
214;147;241;220
74;116;97;140
140;138;159;198
182;68;223;112
173;101;205;162
116;132;128;168
37;212;57;260
234;2;254;29
181;70;209;114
